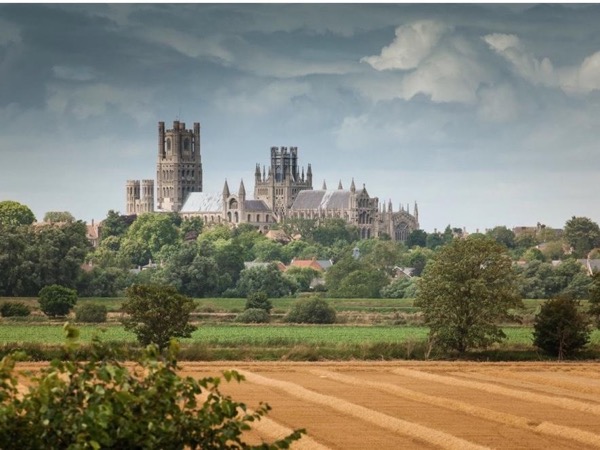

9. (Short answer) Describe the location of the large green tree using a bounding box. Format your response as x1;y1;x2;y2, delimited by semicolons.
119;213;180;266
121;284;197;350
415;236;522;354
0;200;35;227
563;216;600;257
43;211;75;223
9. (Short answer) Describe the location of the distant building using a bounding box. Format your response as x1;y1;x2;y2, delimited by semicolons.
127;120;420;242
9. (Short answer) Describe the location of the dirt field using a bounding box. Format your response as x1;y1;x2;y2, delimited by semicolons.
14;361;600;449
179;361;600;449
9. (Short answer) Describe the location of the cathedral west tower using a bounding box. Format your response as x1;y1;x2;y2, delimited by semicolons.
156;120;202;212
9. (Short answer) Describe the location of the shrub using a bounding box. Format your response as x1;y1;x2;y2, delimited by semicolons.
38;285;78;317
533;295;591;359
245;291;272;313
0;324;303;448
75;303;108;323
0;302;31;317
235;308;270;323
286;297;336;324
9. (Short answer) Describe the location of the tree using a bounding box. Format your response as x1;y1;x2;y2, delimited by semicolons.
121;284;197;350
563;216;600;258
332;268;389;298
43;211;75;223
285;266;320;292
588;272;600;327
38;285;78;317
486;226;515;249
380;277;417;299
533;295;591;359
406;229;427;248
245;291;272;313
286;297;336;324
415;236;522;354
0;324;303;449
236;263;296;298
311;218;359;247
0;200;35;227
75;303;108;323
119;213;180;266
100;210;132;241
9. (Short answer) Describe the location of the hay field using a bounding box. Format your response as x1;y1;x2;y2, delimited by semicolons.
175;361;600;449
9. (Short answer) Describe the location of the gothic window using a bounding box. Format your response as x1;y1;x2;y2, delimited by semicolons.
166;138;171;152
234;212;239;223
367;228;371;238
227;212;232;222
256;214;260;222
229;199;238;209
248;214;251;222
395;223;409;242
184;138;190;151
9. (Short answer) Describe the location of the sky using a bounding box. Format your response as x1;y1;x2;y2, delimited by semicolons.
1;3;600;232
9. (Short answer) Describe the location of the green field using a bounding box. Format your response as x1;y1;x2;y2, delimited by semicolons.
1;323;598;346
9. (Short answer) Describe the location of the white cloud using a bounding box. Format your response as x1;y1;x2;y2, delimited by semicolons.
483;33;556;87
484;33;600;94
361;21;448;71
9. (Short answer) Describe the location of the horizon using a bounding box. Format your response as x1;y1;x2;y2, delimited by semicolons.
1;4;599;232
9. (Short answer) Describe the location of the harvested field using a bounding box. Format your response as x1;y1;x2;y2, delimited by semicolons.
14;361;600;449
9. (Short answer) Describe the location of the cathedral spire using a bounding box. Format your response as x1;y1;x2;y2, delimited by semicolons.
322;179;327;190
222;179;230;198
414;201;419;222
338;180;343;190
238;179;246;198
388;199;393;212
350;178;356;193
301;166;305;182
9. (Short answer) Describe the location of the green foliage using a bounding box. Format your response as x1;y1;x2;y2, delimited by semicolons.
563;216;600;257
180;217;204;239
100;210;132;242
245;291;272;313
533;295;591;359
0;200;35;227
38;285;78;317
78;266;132;297
333;268;389;298
380;277;417;299
121;284;197;350
236;263;297;298
589;272;600;327
235;308;271;323
311;218;359;247
0;324;303;448
0;301;30;317
43;211;75;223
119;213;180;266
516;259;591;299
286;297;337;324
486;226;516;249
406;229;427;248
253;239;286;263
75;303;108;323
285;266;320;292
415;236;522;354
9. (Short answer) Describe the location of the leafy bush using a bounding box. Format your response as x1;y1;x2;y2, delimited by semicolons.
533;295;591;359
75;303;108;323
286;297;336;324
245;291;272;313
0;302;31;317
235;308;270;323
38;285;78;317
0;324;303;448
121;284;197;350
380;277;416;298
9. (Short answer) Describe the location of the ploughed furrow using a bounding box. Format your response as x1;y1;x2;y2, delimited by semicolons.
237;369;490;450
310;369;600;449
248;410;330;450
393;368;600;417
461;370;600;397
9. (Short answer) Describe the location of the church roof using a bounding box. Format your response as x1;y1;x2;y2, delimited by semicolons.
180;192;223;213
244;200;271;212
291;190;352;210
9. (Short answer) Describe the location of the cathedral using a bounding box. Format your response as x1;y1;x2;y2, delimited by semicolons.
126;120;419;242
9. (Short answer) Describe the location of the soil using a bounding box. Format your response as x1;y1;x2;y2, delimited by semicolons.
15;361;600;449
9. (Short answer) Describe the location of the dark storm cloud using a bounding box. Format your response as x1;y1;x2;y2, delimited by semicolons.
1;4;600;230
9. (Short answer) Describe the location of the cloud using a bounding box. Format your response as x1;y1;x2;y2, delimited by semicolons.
361;21;448;70
52;65;97;82
484;32;600;94
476;83;520;122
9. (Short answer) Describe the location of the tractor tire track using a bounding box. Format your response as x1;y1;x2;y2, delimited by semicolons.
237;369;489;450
393;368;600;416
311;369;600;449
